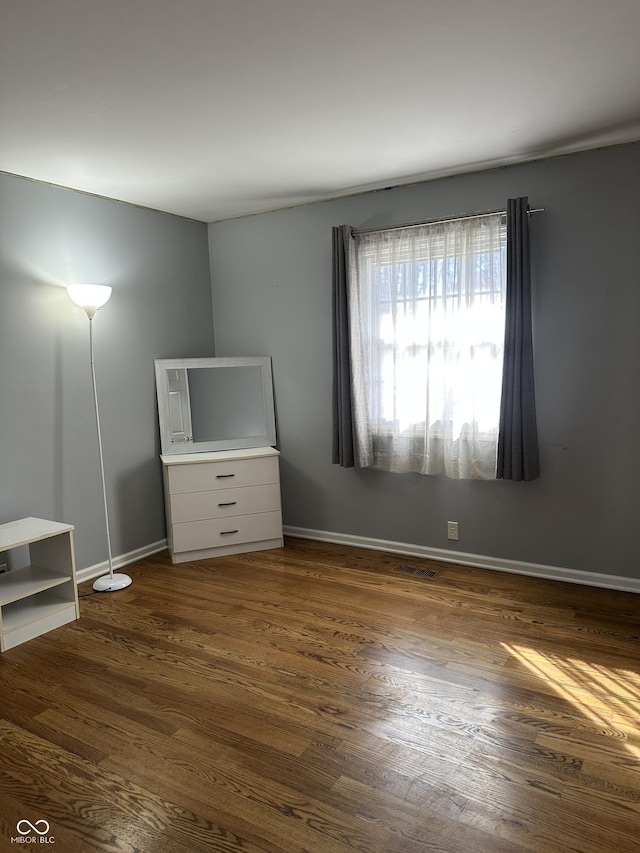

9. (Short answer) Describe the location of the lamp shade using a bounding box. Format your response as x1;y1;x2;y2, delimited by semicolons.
67;284;112;314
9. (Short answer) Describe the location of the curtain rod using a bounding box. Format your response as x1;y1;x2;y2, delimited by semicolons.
354;206;545;236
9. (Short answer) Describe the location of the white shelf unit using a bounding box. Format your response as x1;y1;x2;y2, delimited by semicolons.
0;517;79;652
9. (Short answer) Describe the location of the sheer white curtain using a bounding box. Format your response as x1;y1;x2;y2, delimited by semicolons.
348;214;506;479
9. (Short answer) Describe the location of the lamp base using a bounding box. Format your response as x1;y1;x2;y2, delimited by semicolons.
93;573;133;592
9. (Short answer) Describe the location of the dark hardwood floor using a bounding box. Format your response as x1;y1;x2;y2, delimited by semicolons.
1;537;639;852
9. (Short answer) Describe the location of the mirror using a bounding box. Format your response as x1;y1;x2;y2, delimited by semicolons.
154;356;277;455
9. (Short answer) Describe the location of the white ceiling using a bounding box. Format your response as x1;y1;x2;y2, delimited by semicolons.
2;0;640;223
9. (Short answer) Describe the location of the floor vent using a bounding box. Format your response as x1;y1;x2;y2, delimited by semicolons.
393;564;438;578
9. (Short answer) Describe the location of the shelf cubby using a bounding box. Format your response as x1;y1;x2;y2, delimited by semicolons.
0;518;79;652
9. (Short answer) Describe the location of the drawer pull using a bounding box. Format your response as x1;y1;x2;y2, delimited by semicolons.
216;473;236;479
220;529;239;536
218;501;237;507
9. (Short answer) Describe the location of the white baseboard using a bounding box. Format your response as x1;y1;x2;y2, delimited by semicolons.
77;529;640;596
76;539;168;585
283;525;640;595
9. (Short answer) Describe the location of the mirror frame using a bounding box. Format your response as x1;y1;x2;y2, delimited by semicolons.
154;356;277;455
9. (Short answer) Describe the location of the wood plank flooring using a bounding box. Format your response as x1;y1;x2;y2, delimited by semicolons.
1;537;639;852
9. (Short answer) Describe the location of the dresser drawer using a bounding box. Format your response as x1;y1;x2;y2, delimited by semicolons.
167;456;279;495
172;511;282;553
170;483;281;523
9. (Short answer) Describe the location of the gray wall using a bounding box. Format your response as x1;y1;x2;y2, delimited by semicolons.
209;142;640;580
0;174;214;571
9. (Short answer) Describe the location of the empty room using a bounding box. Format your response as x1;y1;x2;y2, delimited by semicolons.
1;1;640;851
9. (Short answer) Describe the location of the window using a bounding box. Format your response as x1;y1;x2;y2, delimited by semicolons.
348;213;506;479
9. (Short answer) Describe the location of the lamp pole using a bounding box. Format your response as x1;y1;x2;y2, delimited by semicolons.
67;285;132;592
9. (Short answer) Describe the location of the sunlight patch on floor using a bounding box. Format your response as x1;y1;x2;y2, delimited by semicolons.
502;643;640;758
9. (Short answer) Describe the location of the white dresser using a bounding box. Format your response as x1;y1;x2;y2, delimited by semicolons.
161;446;283;564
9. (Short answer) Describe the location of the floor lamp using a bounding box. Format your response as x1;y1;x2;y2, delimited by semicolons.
67;285;132;592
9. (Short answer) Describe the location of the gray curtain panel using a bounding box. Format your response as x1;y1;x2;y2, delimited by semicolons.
497;197;540;481
332;225;356;466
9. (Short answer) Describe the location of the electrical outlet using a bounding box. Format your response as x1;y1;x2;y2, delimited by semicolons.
447;521;459;541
